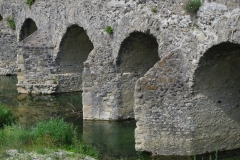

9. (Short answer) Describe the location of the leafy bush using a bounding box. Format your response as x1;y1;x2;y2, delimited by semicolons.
185;0;202;13
6;17;15;30
0;105;15;128
32;118;77;146
105;26;113;35
26;0;35;8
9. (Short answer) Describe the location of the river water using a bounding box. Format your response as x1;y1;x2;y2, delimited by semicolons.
0;76;239;160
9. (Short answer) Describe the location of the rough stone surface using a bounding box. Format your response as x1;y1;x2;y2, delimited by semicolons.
0;0;240;156
0;14;17;75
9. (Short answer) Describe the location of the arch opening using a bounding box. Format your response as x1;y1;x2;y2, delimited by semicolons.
0;14;3;21
19;18;38;41
56;25;94;74
117;32;160;119
193;42;240;151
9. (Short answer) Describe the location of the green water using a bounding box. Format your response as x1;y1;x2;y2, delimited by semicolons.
0;76;240;160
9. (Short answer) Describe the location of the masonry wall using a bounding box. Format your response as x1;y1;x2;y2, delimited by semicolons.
0;16;17;75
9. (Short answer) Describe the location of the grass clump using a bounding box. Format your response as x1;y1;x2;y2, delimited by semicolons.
105;26;113;35
0;105;15;128
6;17;15;30
32;118;76;146
26;0;35;8
0;125;30;150
185;0;202;13
0;118;98;159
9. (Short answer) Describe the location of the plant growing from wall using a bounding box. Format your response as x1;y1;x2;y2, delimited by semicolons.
151;6;157;13
6;17;15;30
26;0;35;8
184;0;202;13
105;26;113;35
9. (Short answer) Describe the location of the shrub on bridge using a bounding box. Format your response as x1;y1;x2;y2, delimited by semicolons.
26;0;35;8
185;0;202;13
105;26;113;35
6;17;15;30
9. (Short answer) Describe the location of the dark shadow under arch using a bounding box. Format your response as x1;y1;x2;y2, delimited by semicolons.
19;18;38;41
193;42;240;152
0;14;3;21
56;25;94;74
194;42;240;95
117;32;160;119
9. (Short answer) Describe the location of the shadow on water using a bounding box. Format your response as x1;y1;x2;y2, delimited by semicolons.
0;76;239;159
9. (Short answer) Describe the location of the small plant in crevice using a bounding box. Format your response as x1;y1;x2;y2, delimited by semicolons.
26;0;35;8
105;26;113;35
184;0;202;13
51;76;57;84
151;6;157;13
6;17;15;30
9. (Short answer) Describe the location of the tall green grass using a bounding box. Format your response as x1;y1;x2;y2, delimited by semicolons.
0;117;98;159
0;105;15;128
32;118;76;146
0;125;30;150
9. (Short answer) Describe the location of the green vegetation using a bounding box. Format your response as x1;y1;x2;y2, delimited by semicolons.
184;0;202;13
32;118;76;146
190;148;218;160
0;117;98;159
26;0;35;8
105;26;113;35
0;105;15;128
6;17;15;30
151;6;157;13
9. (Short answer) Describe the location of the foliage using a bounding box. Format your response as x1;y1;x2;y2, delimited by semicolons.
151;6;157;13
32;118;77;146
68;141;99;158
6;17;16;30
0;118;98;159
184;0;202;13
26;0;35;8
0;125;30;151
0;105;15;128
190;149;219;160
105;26;113;35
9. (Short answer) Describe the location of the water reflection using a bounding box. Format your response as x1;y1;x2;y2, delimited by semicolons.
0;76;82;125
83;121;137;158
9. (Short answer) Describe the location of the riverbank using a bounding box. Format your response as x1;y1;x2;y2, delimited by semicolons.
2;149;95;160
0;106;98;160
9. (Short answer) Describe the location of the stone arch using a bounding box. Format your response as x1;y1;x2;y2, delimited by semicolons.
0;14;3;21
56;24;94;74
112;14;162;59
19;18;38;42
116;31;160;119
192;41;240;153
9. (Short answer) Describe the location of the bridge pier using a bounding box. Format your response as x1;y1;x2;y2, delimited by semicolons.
1;0;240;156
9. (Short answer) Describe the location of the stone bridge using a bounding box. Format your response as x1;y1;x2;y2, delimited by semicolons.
1;0;240;156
